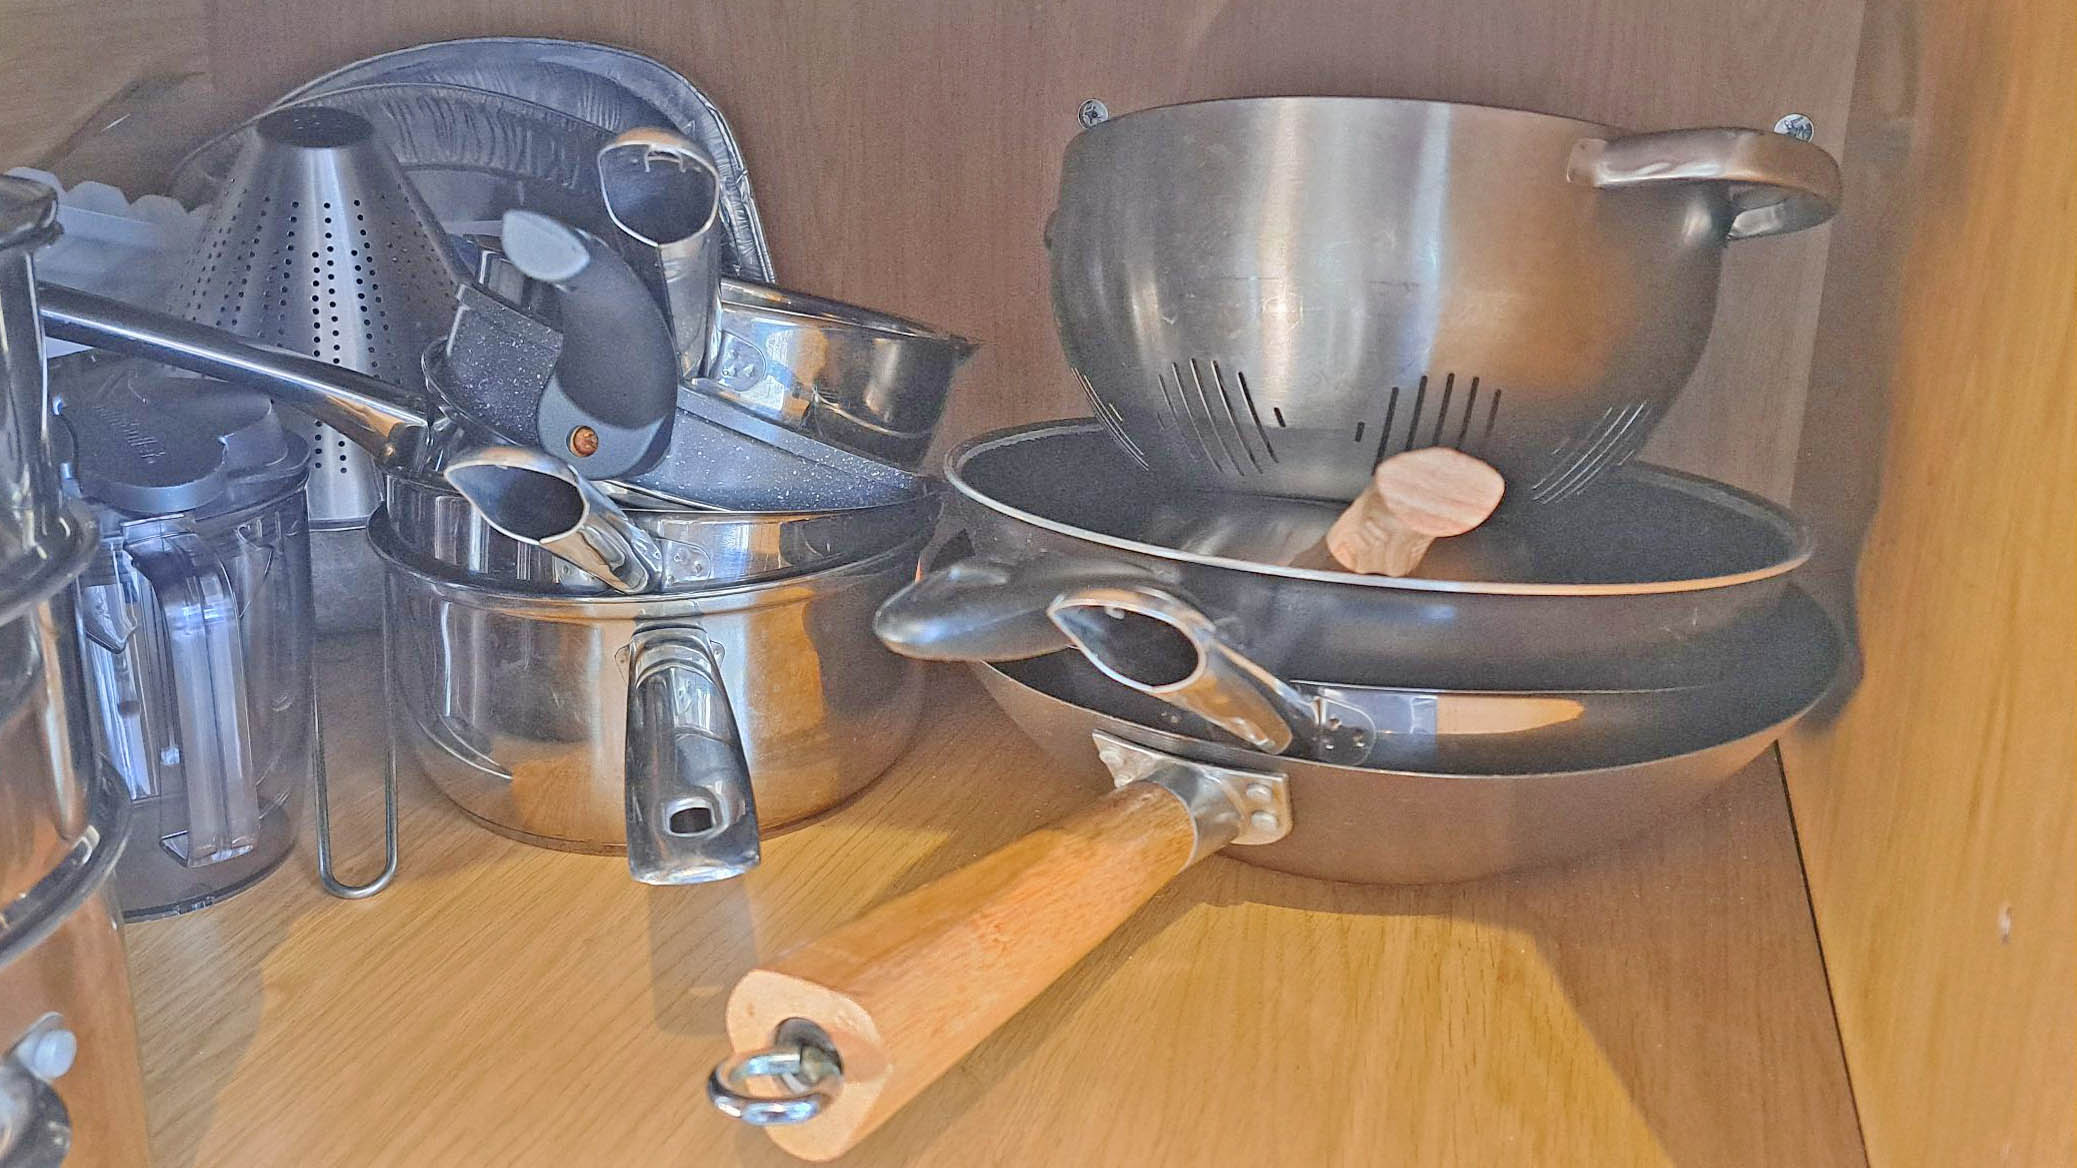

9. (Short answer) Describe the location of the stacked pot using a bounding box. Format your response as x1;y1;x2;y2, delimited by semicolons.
0;175;152;1166
33;41;976;889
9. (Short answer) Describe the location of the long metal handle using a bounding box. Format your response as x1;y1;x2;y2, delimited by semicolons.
624;626;759;884
314;622;399;899
36;284;428;464
1046;582;1318;755
1567;127;1842;239
126;530;261;866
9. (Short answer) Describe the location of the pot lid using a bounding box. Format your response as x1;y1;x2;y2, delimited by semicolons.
0;174;59;252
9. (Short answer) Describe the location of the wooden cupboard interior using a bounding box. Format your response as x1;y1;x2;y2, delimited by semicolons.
2;0;2068;1163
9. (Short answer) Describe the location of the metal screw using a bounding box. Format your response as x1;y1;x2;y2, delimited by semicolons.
1078;100;1111;128
1248;810;1280;834
1244;782;1274;805
1773;113;1815;141
569;426;601;457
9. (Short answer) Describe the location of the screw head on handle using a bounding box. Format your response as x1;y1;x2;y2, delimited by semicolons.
1078;100;1111;128
1773;113;1816;141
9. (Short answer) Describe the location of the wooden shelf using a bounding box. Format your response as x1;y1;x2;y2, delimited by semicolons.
126;633;1864;1166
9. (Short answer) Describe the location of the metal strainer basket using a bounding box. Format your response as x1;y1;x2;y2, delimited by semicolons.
178;105;464;527
1049;97;1840;504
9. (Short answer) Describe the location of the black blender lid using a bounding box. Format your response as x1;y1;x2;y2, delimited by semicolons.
56;359;298;516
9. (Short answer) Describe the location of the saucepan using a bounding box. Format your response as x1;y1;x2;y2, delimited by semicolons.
373;518;928;882
707;586;1841;1155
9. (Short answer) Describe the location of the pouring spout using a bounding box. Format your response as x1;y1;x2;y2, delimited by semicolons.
38;284;428;468
442;444;665;594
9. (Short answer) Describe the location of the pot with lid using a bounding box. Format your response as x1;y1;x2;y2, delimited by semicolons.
55;357;321;918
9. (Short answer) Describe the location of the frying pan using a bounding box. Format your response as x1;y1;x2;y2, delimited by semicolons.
709;587;1840;1156
1041;578;1812;767
878;420;1811;688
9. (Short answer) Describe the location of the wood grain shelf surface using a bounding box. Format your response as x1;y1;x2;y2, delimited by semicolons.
126;635;1864;1167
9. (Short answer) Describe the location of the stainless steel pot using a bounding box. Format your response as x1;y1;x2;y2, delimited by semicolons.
0;175;151;1164
374;516;926;883
699;279;976;470
1050;97;1841;501
880;422;1810;689
0;517;153;1168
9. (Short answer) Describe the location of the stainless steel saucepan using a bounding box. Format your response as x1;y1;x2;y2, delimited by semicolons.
707;587;1840;1155
1050;97;1841;502
878;421;1810;688
374;518;928;883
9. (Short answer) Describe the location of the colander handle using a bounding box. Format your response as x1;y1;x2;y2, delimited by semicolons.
1567;127;1841;240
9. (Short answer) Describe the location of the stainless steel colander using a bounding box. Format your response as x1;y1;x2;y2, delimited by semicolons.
1048;97;1841;503
178;105;464;527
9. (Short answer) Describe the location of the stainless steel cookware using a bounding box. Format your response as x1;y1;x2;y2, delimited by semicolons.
1040;578;1816;767
698;279;976;470
251;36;774;277
57;362;320;918
597;127;725;382
708;587;1840;1154
880;421;1810;688
1050;97;1841;502
0;519;151;1168
0;176;70;577
37;289;939;557
396;455;935;595
175;105;464;631
0;177;151;1158
374;519;927;883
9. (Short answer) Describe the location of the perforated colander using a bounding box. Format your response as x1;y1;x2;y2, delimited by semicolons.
178;106;462;525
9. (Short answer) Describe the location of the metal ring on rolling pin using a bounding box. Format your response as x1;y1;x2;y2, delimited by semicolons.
706;1019;843;1126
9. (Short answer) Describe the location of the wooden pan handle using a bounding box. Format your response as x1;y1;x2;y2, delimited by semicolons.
1322;447;1505;576
719;780;1202;1160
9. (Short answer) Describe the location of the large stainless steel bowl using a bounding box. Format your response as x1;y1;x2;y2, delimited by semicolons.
1049;97;1841;501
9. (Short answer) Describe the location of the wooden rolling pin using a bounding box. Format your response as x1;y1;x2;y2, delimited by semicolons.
1299;447;1506;575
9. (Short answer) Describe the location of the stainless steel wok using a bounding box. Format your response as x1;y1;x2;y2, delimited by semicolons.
708;586;1840;1156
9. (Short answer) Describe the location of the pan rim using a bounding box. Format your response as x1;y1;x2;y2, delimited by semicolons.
974;584;1840;782
945;420;1814;597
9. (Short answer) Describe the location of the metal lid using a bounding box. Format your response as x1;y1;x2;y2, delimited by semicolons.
0;175;59;252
